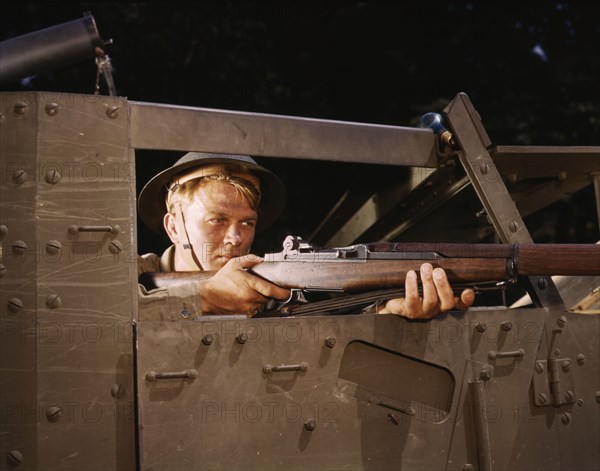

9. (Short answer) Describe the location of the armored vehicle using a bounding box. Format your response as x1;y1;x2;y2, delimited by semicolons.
1;15;599;471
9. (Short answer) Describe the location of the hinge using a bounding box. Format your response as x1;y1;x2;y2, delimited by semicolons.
532;358;576;407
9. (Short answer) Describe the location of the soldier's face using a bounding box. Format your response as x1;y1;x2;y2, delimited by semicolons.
167;180;258;270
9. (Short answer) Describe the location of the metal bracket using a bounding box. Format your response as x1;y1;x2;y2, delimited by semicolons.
445;92;566;310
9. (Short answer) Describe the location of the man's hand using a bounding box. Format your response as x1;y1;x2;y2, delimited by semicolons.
377;263;475;318
198;255;290;316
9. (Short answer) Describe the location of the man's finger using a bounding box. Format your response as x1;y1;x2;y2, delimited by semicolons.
432;267;456;312
454;288;475;310
232;254;264;269
247;275;290;300
420;263;439;315
402;270;422;317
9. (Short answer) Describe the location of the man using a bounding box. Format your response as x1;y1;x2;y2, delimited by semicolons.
138;152;474;318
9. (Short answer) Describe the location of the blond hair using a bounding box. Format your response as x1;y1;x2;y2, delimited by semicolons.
166;171;261;214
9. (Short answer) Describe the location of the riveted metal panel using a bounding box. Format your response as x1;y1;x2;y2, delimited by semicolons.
134;307;591;471
0;91;137;470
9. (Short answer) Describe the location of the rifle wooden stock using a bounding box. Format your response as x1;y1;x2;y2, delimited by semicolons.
139;243;600;292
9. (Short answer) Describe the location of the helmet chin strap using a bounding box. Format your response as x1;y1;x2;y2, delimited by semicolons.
174;204;203;271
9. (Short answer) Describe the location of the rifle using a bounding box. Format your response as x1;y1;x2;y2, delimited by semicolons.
139;236;600;300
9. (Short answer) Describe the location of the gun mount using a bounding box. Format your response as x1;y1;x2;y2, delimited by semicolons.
0;90;599;470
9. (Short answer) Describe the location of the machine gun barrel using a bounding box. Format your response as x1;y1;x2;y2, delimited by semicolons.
0;13;109;84
139;242;600;292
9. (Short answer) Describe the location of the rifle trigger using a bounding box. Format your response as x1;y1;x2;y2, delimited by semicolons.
282;288;309;306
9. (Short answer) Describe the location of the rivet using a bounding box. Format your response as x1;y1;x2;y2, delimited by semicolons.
479;163;489;175
557;171;567;181
0;113;5;125
463;464;475;471
13;169;27;184
554;348;561;357
45;240;62;255
0;224;7;237
46;294;61;309
324;337;337;348
304;419;317;431
45;169;61;184
538;278;547;290
236;332;248;344
479;369;492;381
7;449;23;467
106;106;120;119
507;173;518;184
577;398;584;407
537;392;547;404
111;383;124;398
180;308;191;319
46;405;62;422
576;354;586;365
595;391;600;403
557;316;567;328
8;298;23;314
202;334;214;346
501;321;513;332
535;361;545;373
0;264;6;278
11;240;27;254
561;412;571;425
109;240;123;254
475;322;487;332
13;102;28;115
509;221;519;232
45;103;59;116
561;360;571;372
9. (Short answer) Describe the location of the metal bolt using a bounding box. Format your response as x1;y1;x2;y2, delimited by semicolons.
202;334;214;346
507;173;518;184
577;354;586;365
109;240;123;255
8;298;23;314
557;171;567;181
479;163;489;175
0;112;5;125
13;169;27;184
180;308;191;319
304;419;317;431
596;391;600;403
45;169;61;184
537;393;547;404
106;106;120;119
577;398;584;407
509;221;519;233
463;464;475;471
475;322;487;333
45;240;62;255
538;278;547;290
46;294;61;309
11;240;27;254
324;337;337;348
535;361;545;373
561;360;571;372
7;449;23;467
46;405;62;422
13;102;28;115
236;332;248;344
501;321;513;332
557;316;567;328
561;412;571;425
0;224;7;237
565;390;575;403
553;348;561;356
0;264;6;278
479;369;492;381
111;383;124;398
45;102;59;116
